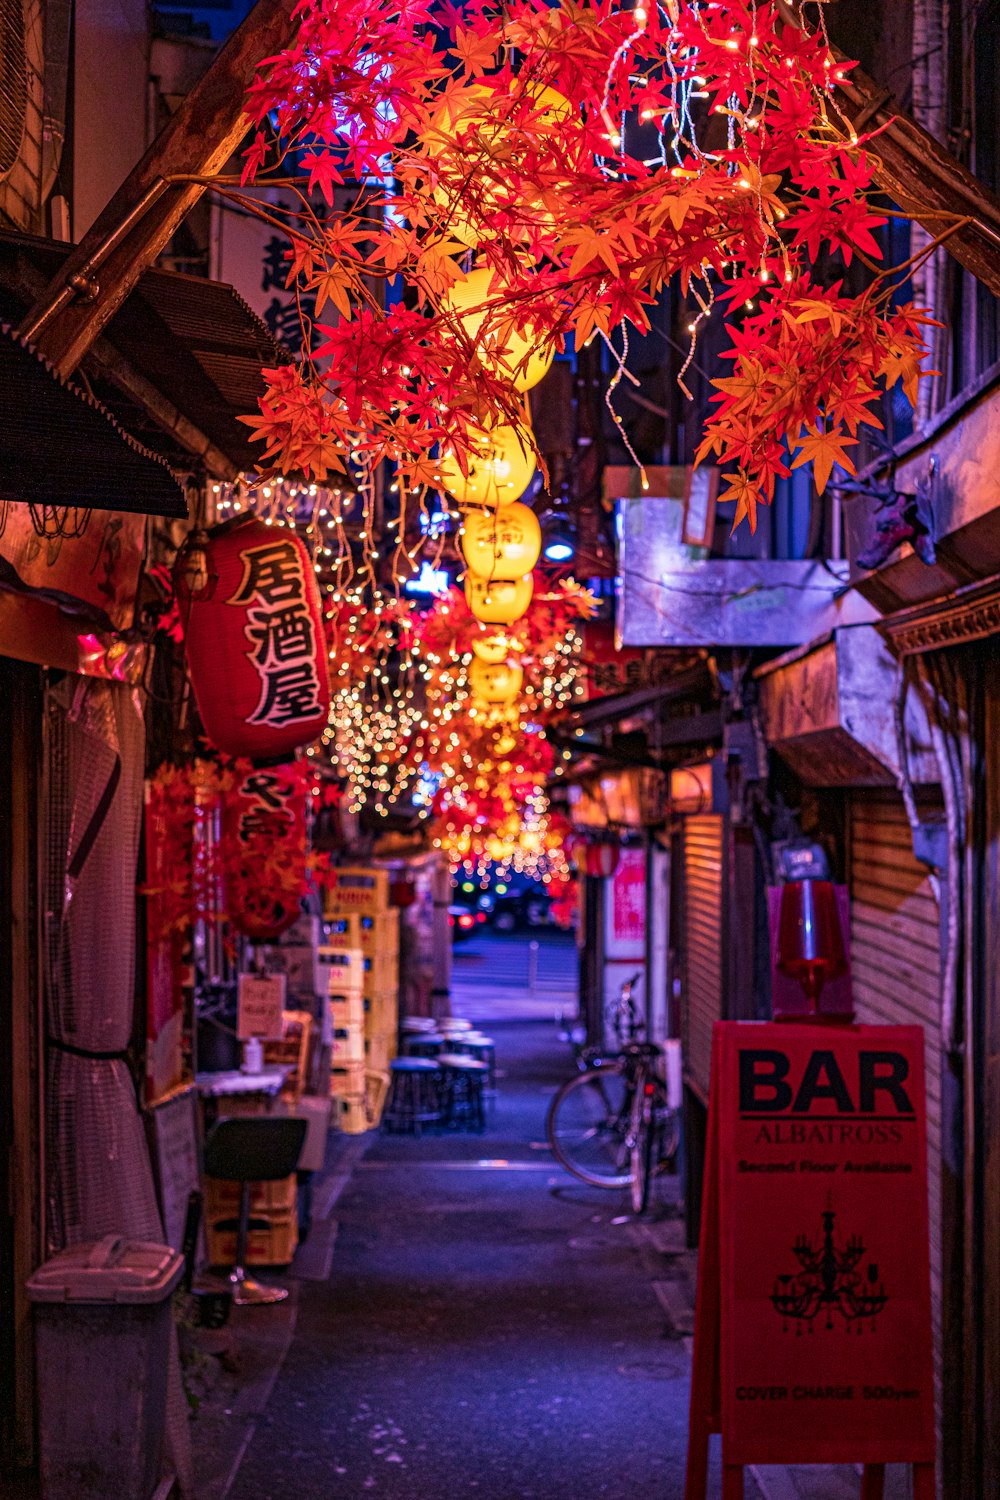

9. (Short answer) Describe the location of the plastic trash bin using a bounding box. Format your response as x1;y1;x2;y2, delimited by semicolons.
27;1233;184;1500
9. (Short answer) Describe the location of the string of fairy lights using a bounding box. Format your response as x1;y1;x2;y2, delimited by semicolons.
211;470;586;883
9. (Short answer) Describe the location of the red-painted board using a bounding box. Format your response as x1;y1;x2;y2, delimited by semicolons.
687;1022;935;1492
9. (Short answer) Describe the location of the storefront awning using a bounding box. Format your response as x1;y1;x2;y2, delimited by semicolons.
0;322;187;517
0;230;290;481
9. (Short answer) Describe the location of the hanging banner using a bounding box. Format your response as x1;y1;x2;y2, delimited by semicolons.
222;763;309;939
144;787;186;1102
609;846;646;955
177;517;330;761
686;1022;935;1490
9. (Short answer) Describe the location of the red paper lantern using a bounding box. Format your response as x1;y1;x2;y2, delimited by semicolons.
221;763;308;940
177;518;330;761
587;843;621;878
390;877;417;908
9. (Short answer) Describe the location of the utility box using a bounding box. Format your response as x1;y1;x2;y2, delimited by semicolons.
27;1234;184;1500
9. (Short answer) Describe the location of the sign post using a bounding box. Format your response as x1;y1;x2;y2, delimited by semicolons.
686;1021;936;1499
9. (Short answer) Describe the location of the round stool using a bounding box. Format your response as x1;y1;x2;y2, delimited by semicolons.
438;1018;473;1034
404;1031;446;1059
401;1016;437;1034
451;1033;496;1090
438;1054;489;1132
382;1058;442;1134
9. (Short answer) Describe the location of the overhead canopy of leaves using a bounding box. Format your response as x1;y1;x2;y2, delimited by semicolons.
241;0;934;530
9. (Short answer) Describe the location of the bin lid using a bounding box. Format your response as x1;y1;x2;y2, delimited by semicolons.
26;1235;184;1305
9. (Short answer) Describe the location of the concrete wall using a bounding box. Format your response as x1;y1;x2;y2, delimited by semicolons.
72;0;149;236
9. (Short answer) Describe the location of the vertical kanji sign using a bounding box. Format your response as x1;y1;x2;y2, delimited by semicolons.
177;516;330;761
686;1022;935;1499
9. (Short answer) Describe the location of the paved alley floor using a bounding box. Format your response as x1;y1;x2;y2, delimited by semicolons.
226;1020;696;1500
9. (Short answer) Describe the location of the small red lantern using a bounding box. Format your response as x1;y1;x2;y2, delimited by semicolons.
585;843;620;878
221;763;308;940
176;517;330;761
390;876;417;908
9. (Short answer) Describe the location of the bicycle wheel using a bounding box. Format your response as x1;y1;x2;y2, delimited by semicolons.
629;1082;654;1215
547;1062;632;1188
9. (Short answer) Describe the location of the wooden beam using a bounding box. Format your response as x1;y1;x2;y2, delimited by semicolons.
833;66;1000;299
774;1;1000;296
18;0;297;377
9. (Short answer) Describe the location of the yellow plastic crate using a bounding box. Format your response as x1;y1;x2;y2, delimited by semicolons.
363;950;399;994
332;1023;365;1065
364;1032;397;1074
329;1061;366;1098
358;911;400;956
204;1173;297;1219
334;1094;370;1134
324;867;390;916
321;945;365;995
364;989;398;1035
324;914;361;946
207;1211;298;1268
329;992;364;1031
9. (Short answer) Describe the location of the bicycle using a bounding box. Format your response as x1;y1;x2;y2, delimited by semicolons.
546;973;679;1214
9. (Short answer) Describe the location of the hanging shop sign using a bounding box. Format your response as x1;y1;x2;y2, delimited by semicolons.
222;763;309;940
686;1022;935;1495
177;517;330;760
609;846;645;953
579;623;680;700
237;971;286;1040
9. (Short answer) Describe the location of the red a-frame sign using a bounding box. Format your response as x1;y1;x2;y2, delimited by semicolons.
685;1022;936;1500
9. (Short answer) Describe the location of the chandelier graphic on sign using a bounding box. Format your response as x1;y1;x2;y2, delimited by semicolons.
770;1206;889;1334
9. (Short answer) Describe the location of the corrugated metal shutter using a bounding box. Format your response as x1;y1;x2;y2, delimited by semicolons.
850;794;943;1435
681;814;724;1102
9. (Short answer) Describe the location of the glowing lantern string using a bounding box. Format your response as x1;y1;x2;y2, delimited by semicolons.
444;267;555;394
436;423;537;509
460;501;542;580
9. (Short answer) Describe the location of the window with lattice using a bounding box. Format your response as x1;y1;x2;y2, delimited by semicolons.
0;0;28;181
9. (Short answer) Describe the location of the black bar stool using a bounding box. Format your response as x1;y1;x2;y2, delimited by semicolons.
203;1116;307;1306
451;1032;497;1091
382;1058;442;1134
438;1054;489;1132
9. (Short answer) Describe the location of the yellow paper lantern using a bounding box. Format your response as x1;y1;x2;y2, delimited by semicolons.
461;502;542;581
471;631;514;664
468;658;523;705
465;571;534;625
445;267;554;392
424;85;573;248
437;424;536;507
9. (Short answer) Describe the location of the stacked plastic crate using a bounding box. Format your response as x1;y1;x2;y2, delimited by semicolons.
322;940;368;1133
323;869;400;1128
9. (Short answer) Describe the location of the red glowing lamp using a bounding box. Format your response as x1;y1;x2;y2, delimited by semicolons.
776;879;847;1011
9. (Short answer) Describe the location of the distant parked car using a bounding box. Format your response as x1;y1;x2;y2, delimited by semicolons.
448;904;483;941
490;889;552;933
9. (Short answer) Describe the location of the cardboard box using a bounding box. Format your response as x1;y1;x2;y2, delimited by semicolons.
261;944;323;998
294;1094;332;1173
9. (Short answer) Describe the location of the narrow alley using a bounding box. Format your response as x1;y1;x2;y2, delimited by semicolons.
224;1015;695;1500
